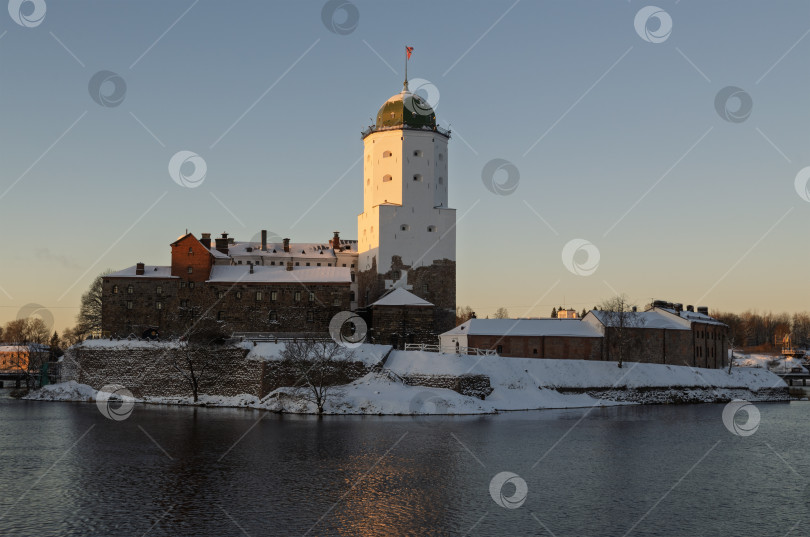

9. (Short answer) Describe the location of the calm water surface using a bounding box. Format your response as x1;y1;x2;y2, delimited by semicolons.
1;390;808;536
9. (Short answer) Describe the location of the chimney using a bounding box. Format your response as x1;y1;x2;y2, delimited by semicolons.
261;230;267;251
135;262;145;275
283;238;290;253
697;306;709;316
332;231;340;250
286;261;293;271
632;306;637;312
674;303;683;313
200;233;211;249
215;232;230;255
686;305;694;312
249;263;254;274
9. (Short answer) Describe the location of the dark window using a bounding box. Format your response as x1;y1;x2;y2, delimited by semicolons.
306;262;310;266
351;273;356;282
309;292;315;302
180;281;186;288
306;311;314;322
423;283;429;293
496;345;503;354
533;348;538;354
269;311;278;322
349;291;355;301
189;282;195;289
217;311;224;320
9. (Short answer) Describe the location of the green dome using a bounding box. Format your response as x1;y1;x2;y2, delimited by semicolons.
375;90;436;130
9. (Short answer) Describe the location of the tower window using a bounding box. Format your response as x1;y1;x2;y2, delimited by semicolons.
400;224;409;231
438;176;444;184
427;225;437;232
382;151;392;158
382;174;392;182
413;174;422;182
439;153;444;161
413;150;422;157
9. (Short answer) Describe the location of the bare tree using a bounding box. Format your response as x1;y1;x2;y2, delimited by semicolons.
172;317;229;403
727;334;736;374
455;305;475;326
76;270;112;337
2;317;51;390
599;294;645;368
281;339;354;414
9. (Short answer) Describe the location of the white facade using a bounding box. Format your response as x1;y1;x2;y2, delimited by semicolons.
357;122;456;273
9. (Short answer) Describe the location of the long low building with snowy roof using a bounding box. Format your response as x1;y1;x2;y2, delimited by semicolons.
440;304;728;368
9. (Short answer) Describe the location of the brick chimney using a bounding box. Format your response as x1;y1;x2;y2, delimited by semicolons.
200;233;211;249
135;262;145;275
286;261;293;271
331;231;340;250
261;230;267;251
283;238;290;253
215;232;229;255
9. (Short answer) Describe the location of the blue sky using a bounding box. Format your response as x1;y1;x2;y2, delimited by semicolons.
2;0;810;331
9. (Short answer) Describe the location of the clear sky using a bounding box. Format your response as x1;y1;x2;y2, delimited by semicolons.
2;0;810;333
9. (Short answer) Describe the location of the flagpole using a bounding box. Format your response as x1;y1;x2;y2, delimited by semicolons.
404;46;408;90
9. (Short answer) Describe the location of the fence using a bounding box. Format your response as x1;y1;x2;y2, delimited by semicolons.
403;343;498;356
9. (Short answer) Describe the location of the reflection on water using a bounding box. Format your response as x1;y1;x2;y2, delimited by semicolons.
0;390;807;537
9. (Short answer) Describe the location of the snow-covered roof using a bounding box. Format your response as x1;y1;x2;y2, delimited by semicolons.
226;240;358;259
107;265;177;279
208;247;230;259
587;310;690;330
659;308;727;327
442;318;603;338
206;265;351;284
371;288;433;307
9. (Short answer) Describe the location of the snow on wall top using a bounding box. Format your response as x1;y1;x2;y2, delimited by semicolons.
442;318;603;338
663;308;727;326
244;342;392;365
371;288;433;307
206;264;351;284
107;265;177;279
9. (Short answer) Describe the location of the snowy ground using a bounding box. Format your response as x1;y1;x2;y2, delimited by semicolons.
731;352;809;374
25;347;787;414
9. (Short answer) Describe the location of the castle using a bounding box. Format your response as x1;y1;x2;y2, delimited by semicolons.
101;78;456;344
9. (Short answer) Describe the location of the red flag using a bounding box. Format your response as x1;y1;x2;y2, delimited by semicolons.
406;46;414;59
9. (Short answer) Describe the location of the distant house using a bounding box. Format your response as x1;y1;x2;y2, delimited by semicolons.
438;318;603;359
0;344;50;373
556;309;579;319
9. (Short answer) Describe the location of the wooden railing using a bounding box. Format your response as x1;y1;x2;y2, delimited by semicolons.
403;343;497;356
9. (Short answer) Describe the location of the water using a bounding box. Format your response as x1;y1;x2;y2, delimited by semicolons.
1;390;808;536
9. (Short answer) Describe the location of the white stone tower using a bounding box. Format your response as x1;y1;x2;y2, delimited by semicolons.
357;79;456;329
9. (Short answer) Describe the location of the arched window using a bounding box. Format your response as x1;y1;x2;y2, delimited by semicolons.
382;151;392;158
